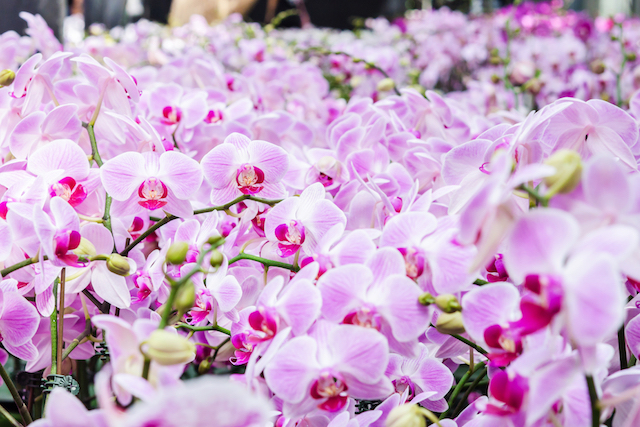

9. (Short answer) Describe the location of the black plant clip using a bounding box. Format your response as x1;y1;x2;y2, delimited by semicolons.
42;374;80;396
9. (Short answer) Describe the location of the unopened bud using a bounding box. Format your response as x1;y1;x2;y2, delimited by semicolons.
175;281;195;312
73;237;97;257
207;235;225;247
590;60;606;74
491;74;501;84
146;330;196;366
522;77;542;95
418;293;435;306
209;250;224;268
627;52;637;62
435;311;466;335
434;294;461;313
198;359;212;374
106;254;131;276
386;404;428;427
0;70;15;88
166;242;189;265
376;78;396;92
489;56;503;65
543;149;582;197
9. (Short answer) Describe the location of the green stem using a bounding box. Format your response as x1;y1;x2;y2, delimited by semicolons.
0;402;22;427
50;279;59;376
452;365;488;417
619;325;628;370
517;184;549;207
1;256;47;277
450;334;489;355
473;278;489;285
228;253;299;272
62;317;92;362
212;337;231;362
86;124;103;167
616;24;627;108
141;358;151;381
120;195;282;256
0;363;32;425
175;323;231;335
586;375;600;427
440;363;485;420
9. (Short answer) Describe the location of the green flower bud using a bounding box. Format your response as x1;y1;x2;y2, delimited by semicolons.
491;74;501;84
543;149;582;197
435;311;466;335
626;52;637;62
0;70;15;88
434;294;462;313
146;330;196;366
207;235;225;247
166;242;189;265
385;404;428;427
73;237;97;257
590;60;606;75
198;359;212;375
106;254;131;276
418;293;435;306
209;250;224;268
376;78;396;92
175;281;195;313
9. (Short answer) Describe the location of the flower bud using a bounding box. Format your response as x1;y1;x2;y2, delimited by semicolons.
590;60;606;74
491;74;501;84
73;238;97;257
207;235;225;247
626;52;637;62
175;280;195;312
376;78;396;92
385;404;427;427
543;149;582;197
435;311;466;335
106;254;131;276
198;359;212;374
209;250;224;268
418;293;435;306
166;242;189;265
0;70;15;87
146;330;196;366
434;294;461;313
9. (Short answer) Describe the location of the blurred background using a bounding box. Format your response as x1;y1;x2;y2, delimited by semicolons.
0;0;638;42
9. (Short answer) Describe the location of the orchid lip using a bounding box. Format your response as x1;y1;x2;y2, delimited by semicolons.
138;178;169;210
236;164;265;194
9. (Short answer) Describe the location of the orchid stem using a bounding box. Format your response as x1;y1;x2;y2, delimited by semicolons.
228;253;299;272
440;362;485;420
586;375;600;427
452;365;488;417
0;256;47;278
0;402;22;427
141;358;151;381
86;124;103;167
0;363;32;425
120;195;282;256
50;278;59;376
57;269;65;374
450;334;488;355
175;323;231;335
619;325;628;369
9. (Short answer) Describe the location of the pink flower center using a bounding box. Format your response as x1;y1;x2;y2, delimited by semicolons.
161;106;182;125
133;273;153;302
343;306;382;331
248;307;278;340
128;217;145;238
392;377;416;399
50;177;87;207
485;371;529;416
205;109;224;124
274;220;305;257
235;164;265;195
137;178;169;210
398;247;425;279
54;229;82;266
310;372;349;412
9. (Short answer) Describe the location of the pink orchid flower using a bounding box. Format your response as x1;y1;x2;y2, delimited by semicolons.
201;132;289;205
100;150;203;218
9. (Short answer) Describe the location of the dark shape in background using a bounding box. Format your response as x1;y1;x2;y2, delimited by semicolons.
0;0;66;40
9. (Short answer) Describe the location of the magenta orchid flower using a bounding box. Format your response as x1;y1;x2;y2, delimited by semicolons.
264;322;393;417
201;133;289;205
100;150;203;218
33;196;82;267
265;182;346;257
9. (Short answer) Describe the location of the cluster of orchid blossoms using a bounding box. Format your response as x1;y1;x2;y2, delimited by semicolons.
2;3;640;427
